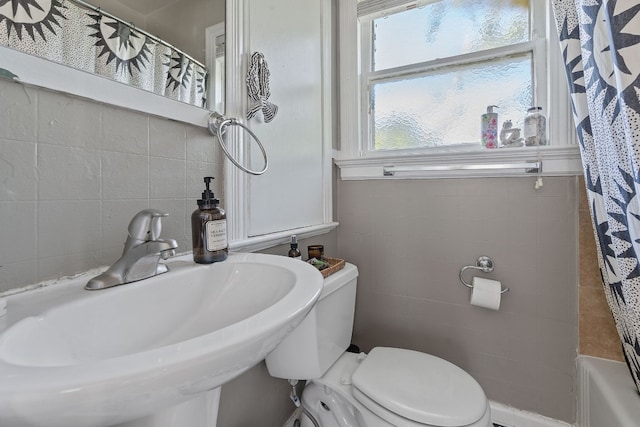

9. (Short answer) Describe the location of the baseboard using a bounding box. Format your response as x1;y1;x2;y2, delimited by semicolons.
490;401;573;427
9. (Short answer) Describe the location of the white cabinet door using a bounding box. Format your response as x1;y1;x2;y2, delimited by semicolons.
246;0;328;236
224;0;332;247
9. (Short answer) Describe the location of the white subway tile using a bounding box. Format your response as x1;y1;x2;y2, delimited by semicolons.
102;105;149;155
37;200;102;257
186;124;219;163
0;139;36;201
149;157;186;199
0;80;37;142
38;90;102;149
0;201;36;263
0;260;38;293
102;151;148;200
150;116;187;159
37;144;101;200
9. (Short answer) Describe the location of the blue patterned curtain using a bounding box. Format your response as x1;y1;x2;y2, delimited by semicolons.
0;0;207;108
552;0;640;391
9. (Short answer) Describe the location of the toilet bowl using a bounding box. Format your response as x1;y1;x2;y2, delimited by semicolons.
301;349;492;427
265;263;492;427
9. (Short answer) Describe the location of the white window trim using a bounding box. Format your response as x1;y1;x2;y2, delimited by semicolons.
205;23;226;115
336;0;582;180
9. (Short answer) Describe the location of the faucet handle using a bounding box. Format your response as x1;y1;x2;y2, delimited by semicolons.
128;209;169;242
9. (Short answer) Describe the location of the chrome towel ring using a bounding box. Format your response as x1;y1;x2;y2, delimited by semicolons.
208;112;269;176
459;256;510;294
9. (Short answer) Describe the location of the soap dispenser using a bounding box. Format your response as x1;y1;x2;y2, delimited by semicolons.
481;105;499;149
288;235;301;260
191;177;228;264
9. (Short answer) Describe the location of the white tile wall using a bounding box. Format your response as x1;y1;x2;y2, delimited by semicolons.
0;80;37;142
0;80;224;292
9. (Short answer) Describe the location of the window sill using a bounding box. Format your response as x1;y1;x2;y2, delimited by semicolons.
334;145;582;180
229;222;339;253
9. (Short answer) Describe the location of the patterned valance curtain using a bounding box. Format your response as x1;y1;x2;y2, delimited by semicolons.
0;0;207;108
551;0;640;391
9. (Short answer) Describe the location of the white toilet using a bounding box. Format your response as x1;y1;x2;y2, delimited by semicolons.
265;262;492;427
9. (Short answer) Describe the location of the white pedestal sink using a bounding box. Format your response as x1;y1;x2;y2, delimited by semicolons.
0;253;323;427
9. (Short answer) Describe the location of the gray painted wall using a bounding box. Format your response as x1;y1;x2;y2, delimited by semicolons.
337;177;579;423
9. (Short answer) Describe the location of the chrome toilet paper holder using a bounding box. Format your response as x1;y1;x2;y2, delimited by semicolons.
459;256;510;294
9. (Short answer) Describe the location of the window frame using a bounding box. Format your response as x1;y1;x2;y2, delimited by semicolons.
336;0;582;179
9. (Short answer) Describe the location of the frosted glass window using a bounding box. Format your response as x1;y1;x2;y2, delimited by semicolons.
373;0;530;71
359;0;544;151
372;54;532;150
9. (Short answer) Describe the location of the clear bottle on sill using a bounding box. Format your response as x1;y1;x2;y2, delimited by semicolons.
524;106;547;146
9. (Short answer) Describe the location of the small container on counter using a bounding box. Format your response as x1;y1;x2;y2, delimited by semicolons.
288;235;302;260
307;245;324;260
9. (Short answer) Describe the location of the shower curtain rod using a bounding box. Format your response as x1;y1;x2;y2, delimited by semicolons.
66;0;206;69
383;161;542;176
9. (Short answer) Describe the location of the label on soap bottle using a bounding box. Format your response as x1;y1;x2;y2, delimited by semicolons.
205;219;227;251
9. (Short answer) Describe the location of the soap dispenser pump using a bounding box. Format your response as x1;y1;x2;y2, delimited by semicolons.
191;176;228;264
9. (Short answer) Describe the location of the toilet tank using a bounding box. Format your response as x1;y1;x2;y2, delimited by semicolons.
265;262;358;380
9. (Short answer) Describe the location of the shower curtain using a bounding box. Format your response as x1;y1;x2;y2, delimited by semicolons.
551;0;640;391
0;0;207;108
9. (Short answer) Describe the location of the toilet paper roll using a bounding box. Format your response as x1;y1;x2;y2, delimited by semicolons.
470;277;502;310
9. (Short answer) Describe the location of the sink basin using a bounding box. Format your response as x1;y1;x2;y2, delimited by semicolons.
0;253;323;427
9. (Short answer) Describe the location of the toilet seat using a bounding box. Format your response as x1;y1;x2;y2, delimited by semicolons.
351;347;488;427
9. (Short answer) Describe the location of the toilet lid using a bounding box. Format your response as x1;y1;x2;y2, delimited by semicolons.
351;347;488;427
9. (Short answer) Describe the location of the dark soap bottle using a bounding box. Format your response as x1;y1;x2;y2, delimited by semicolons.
191;177;228;264
288;235;301;260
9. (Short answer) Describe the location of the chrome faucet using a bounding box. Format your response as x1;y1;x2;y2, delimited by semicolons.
86;209;178;290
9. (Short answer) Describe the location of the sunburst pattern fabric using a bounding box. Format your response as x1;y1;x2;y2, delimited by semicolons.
552;0;640;391
0;0;207;108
